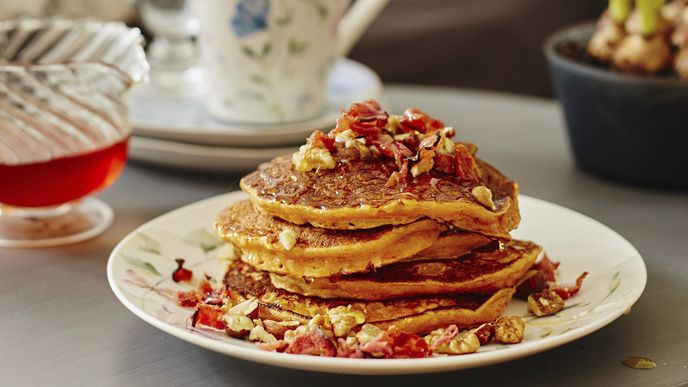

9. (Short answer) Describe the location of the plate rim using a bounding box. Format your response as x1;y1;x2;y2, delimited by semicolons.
130;59;384;146
106;192;647;375
130;136;298;158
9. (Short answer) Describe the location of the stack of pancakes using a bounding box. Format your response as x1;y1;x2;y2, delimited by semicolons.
214;142;541;335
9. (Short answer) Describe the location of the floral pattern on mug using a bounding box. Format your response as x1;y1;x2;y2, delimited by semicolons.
231;0;270;37
195;0;352;123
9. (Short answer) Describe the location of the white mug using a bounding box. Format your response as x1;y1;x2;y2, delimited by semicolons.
192;0;388;124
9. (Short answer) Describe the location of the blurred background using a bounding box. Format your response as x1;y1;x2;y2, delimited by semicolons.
0;0;605;97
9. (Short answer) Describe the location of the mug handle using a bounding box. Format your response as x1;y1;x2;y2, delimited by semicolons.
336;0;389;58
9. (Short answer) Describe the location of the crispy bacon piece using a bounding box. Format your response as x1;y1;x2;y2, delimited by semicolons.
198;279;214;298
537;254;560;282
348;99;388;122
327;100;482;183
400;108;445;134
336;99;388;138
359;337;393;358
551;272;589;300
434;153;455;174
336;338;365;358
374;137;414;164
473;322;495;345
361;327;431;359
307;130;335;151
191;304;226;330
172;258;193;283
517;254;587;300
285;330;337;357
396;134;419;151
516;254;561;299
176;290;201;308
454;144;478;181
515;270;549;299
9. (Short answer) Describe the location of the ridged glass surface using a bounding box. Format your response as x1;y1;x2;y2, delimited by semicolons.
0;18;148;165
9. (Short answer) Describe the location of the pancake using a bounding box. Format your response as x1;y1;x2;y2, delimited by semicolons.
224;260;515;335
215;200;492;277
270;240;541;300
240;147;520;238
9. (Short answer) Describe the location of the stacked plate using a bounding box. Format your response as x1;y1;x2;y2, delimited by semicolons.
128;59;384;173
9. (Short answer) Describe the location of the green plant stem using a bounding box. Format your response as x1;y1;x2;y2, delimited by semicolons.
637;0;659;36
609;0;631;23
653;0;665;11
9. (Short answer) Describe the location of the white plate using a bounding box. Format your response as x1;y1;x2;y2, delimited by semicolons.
128;136;295;173
107;192;646;375
129;59;383;147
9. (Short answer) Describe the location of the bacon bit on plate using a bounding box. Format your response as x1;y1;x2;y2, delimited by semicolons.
191;304;226;330
176;289;201;308
537;254;560;282
285;330;337;357
172;258;193;283
336;338;365;358
198;279;214;298
516;253;563;299
361;326;431;359
551;271;589;300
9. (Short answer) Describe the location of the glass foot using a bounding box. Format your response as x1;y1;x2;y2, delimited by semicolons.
0;198;113;248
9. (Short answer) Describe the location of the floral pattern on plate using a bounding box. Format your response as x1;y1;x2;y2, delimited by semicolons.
108;191;646;374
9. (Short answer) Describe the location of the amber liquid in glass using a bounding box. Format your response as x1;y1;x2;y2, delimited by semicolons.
0;137;129;208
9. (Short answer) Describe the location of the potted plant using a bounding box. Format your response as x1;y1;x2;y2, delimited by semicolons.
544;0;688;189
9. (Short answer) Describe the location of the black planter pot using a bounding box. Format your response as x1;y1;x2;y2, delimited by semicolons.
544;23;688;189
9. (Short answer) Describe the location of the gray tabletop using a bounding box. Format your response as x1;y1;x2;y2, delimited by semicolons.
1;86;687;387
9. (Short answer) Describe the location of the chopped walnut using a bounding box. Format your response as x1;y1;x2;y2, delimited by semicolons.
394;132;412;141
334;129;355;144
327;305;366;337
248;325;277;343
471;322;495;345
527;290;565;317
425;328;480;355
292;144;336;172
224;313;256;337
471;186;496;211
278;228;297;251
263;320;301;339
283;325;309;342
437;133;455;155
349;139;374;160
410;153;435;177
494;316;525;344
355;323;382;344
385;114;402;133
227;298;259;318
